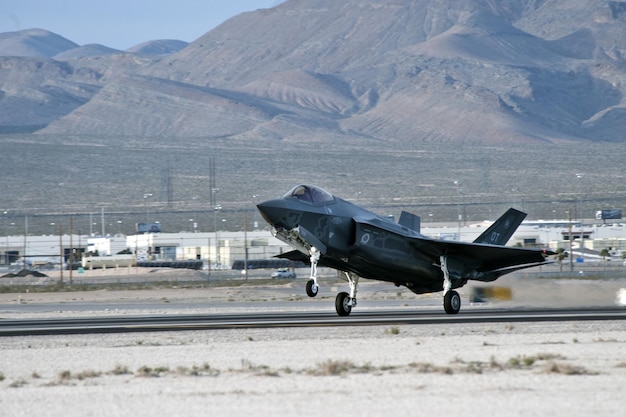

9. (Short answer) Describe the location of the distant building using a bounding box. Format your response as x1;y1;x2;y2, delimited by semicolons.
86;236;127;256
3;220;626;269
124;231;288;269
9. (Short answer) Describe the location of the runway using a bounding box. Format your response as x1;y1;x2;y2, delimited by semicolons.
1;307;624;337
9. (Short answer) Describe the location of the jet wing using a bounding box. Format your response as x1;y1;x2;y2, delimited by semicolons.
427;239;552;271
276;250;310;263
354;217;552;278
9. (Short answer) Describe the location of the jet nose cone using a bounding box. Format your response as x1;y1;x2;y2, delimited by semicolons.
256;199;290;227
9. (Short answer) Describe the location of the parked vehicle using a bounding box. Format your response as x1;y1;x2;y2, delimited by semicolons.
271;269;297;279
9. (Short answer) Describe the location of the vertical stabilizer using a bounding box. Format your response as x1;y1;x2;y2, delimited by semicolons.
399;211;421;233
473;208;526;246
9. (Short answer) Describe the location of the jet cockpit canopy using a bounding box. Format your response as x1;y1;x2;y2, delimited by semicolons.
283;184;335;204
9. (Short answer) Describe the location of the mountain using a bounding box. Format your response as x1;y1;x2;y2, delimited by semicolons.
53;44;125;60
0;28;78;57
0;56;102;133
2;0;626;142
126;39;189;56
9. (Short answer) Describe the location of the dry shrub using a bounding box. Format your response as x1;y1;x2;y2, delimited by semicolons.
75;370;102;380
311;360;355;376
110;365;131;375
409;362;453;375
541;361;597;375
136;366;169;378
176;363;219;377
308;360;376;376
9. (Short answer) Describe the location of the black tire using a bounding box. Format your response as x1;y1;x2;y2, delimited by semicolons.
443;290;461;314
335;292;352;316
306;279;318;297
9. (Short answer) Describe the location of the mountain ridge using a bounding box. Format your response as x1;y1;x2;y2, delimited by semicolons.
1;0;626;142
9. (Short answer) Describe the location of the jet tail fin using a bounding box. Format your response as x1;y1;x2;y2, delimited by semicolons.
399;211;421;233
473;208;526;246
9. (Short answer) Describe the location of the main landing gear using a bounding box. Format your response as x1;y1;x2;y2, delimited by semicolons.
443;290;461;315
440;255;461;314
335;272;359;316
304;247;359;316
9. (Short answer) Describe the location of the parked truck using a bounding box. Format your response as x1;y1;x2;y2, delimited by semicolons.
81;254;136;269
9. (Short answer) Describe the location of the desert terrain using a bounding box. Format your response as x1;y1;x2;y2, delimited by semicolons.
1;272;625;416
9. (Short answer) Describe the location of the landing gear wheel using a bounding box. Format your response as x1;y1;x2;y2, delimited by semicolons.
443;290;461;314
306;279;318;297
335;292;352;316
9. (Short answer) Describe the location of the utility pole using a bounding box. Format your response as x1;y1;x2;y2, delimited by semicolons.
69;216;73;285
454;181;461;240
59;224;63;284
244;212;248;281
101;208;105;237
568;209;573;273
23;215;27;269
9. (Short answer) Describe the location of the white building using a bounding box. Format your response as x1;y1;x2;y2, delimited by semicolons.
86;236;127;256
124;230;289;268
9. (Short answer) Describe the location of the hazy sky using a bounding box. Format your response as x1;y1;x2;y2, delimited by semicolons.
1;0;285;50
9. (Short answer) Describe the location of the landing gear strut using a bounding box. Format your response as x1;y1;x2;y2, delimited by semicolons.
305;247;320;297
335;272;359;316
440;255;461;314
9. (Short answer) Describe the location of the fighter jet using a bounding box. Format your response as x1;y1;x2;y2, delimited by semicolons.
257;184;554;316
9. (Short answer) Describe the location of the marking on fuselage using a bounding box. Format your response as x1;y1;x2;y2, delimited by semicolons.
314;217;329;238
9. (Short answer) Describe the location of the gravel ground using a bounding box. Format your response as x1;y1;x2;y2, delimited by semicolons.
1;275;625;416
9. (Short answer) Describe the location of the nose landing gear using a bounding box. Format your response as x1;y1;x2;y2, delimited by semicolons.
304;246;359;316
305;247;320;297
